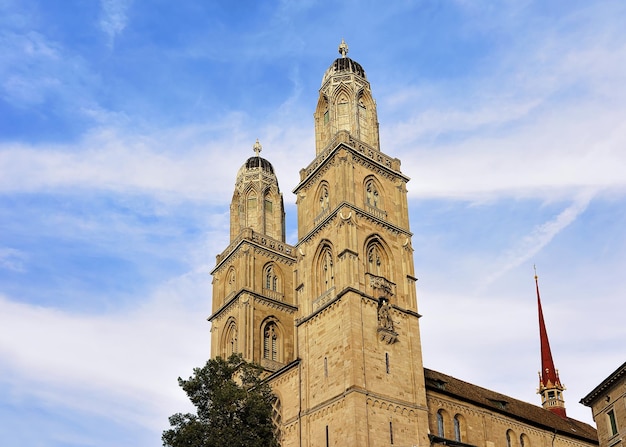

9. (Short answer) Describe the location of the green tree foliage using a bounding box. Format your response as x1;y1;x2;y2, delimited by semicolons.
162;354;280;447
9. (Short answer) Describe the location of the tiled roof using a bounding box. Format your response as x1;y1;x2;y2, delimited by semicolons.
425;368;598;444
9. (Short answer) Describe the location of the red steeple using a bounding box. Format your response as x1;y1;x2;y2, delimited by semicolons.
535;267;567;418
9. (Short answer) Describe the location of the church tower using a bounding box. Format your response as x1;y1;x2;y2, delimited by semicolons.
205;42;600;447
535;270;567;418
288;40;430;447
209;42;430;447
209;140;297;370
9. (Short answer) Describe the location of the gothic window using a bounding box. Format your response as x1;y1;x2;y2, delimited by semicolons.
366;239;389;279
436;410;445;437
358;96;369;142
224;319;238;356
246;190;257;228
453;415;462;442
358;98;367;116
337;92;350;131
318;245;334;292
367;244;382;275
365;179;381;209
264;264;279;292
263;322;278;361
227;268;236;294
318;184;330;211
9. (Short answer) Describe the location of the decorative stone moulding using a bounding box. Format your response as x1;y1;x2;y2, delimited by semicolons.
378;327;398;344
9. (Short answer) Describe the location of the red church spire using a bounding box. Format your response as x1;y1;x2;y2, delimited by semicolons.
535;267;567;418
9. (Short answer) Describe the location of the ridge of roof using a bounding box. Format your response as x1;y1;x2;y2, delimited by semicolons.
424;368;598;444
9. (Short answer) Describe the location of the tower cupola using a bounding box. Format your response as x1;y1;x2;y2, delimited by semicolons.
314;40;380;155
230;139;285;242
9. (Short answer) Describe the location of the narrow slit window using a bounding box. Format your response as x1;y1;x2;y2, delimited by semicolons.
608;409;618;436
437;410;444;437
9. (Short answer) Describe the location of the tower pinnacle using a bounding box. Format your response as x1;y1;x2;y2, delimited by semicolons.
253;138;262;156
338;39;348;58
535;267;567;418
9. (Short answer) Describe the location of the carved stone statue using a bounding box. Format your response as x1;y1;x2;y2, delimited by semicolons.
377;297;394;331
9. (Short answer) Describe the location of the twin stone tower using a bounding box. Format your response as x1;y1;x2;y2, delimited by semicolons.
209;40;428;446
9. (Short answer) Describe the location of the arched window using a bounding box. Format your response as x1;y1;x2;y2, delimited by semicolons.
336;91;350;131
358;95;369;142
436;410;445;437
453;415;462;442
365;178;381;209
506;429;515;447
264;264;279;292
263;322;278;361
224;267;237;299
318;184;330;211
318;245;334;293
520;434;530;447
229;269;235;287
264;191;274;235
246;190;258;228
367;244;382;275
224;319;238;356
365;238;389;279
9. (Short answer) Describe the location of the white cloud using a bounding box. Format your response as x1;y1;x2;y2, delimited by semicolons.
0;247;26;272
0;266;211;431
481;192;593;287
99;0;132;45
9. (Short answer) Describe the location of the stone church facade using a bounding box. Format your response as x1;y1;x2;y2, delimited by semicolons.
208;41;598;447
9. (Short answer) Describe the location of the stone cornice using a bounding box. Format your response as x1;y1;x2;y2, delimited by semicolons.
211;228;296;275
293;130;408;195
208;288;298;322
296;286;421;327
296;201;412;249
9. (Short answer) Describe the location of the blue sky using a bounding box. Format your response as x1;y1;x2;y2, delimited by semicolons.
1;1;625;445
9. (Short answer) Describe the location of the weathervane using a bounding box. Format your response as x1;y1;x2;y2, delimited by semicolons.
253;139;262;157
338;39;348;58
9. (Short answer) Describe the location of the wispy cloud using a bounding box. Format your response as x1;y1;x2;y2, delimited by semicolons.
99;0;132;46
0;266;210;432
481;191;594;287
0;248;26;272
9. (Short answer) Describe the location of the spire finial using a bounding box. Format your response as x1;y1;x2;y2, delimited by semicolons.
253;139;262;157
338;39;349;58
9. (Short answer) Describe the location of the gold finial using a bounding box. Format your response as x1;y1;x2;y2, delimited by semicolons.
534;264;538;280
253;139;262;156
338;39;348;58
